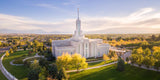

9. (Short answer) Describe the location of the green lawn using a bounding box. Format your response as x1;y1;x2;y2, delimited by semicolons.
69;64;160;80
2;50;33;80
0;54;7;80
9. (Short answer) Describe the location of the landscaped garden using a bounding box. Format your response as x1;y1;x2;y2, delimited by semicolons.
69;64;160;80
1;50;160;80
2;50;36;80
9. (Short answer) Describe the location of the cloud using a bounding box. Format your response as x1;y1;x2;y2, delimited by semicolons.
63;0;80;7
36;4;58;9
0;7;160;34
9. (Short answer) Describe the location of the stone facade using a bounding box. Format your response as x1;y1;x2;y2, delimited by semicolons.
52;9;110;58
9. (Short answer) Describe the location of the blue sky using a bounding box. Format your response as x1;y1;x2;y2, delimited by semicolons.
0;0;160;33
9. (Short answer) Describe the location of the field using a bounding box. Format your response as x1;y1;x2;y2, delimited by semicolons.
69;64;160;80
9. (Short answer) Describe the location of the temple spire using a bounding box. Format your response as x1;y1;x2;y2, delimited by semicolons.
77;8;79;19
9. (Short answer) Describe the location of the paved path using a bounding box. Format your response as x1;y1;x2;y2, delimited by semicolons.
22;53;44;62
128;63;160;72
66;61;117;73
10;60;23;66
0;53;18;80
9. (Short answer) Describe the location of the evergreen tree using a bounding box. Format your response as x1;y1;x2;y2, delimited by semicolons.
117;57;125;71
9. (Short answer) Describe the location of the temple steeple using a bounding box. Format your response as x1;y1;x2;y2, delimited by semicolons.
72;8;84;40
75;8;81;36
77;8;79;19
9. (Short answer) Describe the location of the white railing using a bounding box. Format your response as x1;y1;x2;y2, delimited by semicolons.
0;53;18;80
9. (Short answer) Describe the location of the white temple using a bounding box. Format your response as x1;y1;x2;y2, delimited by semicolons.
52;9;110;58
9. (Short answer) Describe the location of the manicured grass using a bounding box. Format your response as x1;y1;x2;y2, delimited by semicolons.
0;53;7;80
2;50;34;80
69;64;160;80
88;60;114;67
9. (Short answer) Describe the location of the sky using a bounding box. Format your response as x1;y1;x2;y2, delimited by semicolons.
0;0;160;34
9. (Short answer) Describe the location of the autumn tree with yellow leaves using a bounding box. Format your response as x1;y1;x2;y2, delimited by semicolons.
71;53;88;72
103;54;109;63
56;52;72;70
56;52;88;71
5;51;10;57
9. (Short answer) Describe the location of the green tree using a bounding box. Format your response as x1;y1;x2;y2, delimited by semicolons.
38;67;47;80
39;58;49;68
28;60;41;80
57;67;68;80
48;63;58;79
117;57;125;71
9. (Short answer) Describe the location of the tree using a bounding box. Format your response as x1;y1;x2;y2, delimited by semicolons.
126;57;129;64
39;58;49;68
71;53;88;72
23;46;27;51
56;52;72;70
143;56;156;68
144;48;151;56
57;67;68;80
151;35;156;41
154;61;160;71
9;48;13;54
111;54;118;61
136;55;144;67
38;67;47;80
28;60;41;80
130;54;138;65
0;41;1;46
117;57;125;71
132;49;138;54
48;63;58;79
12;46;17;51
103;54;109;63
136;47;143;54
5;51;9;57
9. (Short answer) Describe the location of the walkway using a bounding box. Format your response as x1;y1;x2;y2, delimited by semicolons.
129;63;160;72
0;53;18;80
66;61;117;73
22;53;44;62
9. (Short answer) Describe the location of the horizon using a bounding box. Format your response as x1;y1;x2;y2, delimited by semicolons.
1;0;160;34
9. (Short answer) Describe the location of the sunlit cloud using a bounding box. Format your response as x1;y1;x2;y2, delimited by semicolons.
0;7;160;33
